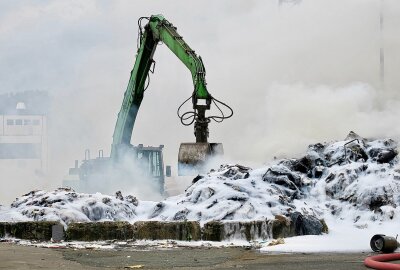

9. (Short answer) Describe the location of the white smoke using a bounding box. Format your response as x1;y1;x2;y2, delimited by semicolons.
256;82;400;160
79;153;164;201
0;0;400;203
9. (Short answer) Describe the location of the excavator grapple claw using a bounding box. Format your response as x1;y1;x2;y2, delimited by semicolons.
178;142;223;176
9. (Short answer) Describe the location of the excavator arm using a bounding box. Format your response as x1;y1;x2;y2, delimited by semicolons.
111;15;232;174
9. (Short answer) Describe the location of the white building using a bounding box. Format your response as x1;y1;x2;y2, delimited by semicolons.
0;101;48;175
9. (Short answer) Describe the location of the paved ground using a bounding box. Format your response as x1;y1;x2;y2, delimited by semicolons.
0;242;372;269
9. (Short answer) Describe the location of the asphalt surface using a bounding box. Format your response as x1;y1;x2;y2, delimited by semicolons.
0;242;372;269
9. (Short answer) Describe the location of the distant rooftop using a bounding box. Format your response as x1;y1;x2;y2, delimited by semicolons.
0;91;50;115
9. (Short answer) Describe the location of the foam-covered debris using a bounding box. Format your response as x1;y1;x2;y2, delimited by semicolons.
2;188;138;227
1;132;399;231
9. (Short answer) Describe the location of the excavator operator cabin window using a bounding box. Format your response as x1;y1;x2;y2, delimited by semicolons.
152;151;161;177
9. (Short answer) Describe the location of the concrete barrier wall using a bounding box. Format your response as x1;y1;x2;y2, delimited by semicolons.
0;221;58;241
66;221;134;241
135;221;201;241
0;215;328;242
203;221;271;241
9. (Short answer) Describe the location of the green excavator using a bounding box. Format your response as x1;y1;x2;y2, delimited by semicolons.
63;14;232;194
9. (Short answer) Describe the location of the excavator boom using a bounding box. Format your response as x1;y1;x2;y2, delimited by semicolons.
111;15;232;175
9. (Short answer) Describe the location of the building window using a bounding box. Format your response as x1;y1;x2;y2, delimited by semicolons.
32;119;40;126
15;119;23;125
24;119;31;125
6;119;14;125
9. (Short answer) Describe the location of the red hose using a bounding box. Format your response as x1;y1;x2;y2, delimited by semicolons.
364;253;400;269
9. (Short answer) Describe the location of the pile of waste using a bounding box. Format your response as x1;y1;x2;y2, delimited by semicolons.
0;189;138;227
0;132;399;229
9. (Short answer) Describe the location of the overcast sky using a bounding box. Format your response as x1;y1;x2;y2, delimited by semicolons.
0;0;399;196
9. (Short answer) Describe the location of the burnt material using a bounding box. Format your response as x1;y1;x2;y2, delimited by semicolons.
377;149;397;164
262;166;302;189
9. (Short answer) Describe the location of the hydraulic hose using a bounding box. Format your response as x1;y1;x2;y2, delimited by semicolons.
364;253;400;270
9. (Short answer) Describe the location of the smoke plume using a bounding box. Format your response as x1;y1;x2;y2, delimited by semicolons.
0;0;399;202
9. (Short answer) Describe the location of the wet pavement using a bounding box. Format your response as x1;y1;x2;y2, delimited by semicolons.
0;242;373;269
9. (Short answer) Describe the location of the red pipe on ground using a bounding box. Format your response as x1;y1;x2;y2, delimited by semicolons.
364;253;400;269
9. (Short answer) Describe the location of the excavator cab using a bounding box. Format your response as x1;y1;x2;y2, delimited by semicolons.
62;144;167;195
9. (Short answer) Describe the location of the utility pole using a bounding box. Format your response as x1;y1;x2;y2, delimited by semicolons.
380;0;385;91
